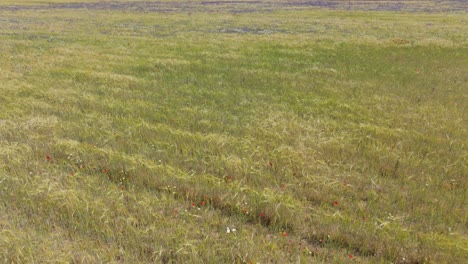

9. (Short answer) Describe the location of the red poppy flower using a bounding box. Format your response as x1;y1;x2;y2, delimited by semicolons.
334;200;339;205
269;162;273;167
282;232;288;237
191;202;196;207
46;155;52;161
348;254;353;259
259;212;265;217
200;201;206;206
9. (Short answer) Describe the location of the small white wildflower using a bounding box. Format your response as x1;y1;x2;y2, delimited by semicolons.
226;227;231;234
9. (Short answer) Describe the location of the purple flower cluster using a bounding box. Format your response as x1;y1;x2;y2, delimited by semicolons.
0;1;465;13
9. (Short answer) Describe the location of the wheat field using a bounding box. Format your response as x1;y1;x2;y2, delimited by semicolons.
0;1;467;263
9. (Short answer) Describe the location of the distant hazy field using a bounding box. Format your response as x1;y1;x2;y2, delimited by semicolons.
0;1;466;263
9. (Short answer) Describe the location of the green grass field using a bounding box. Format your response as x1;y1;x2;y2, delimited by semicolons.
0;0;467;263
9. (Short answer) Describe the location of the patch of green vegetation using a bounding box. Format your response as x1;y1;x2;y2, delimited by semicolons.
1;1;467;263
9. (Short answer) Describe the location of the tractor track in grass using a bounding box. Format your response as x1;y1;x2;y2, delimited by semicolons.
0;0;466;13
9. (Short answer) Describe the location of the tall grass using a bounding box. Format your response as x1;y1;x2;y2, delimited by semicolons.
0;1;467;263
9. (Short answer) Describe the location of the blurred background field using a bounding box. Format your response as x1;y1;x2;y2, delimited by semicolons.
0;1;466;263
